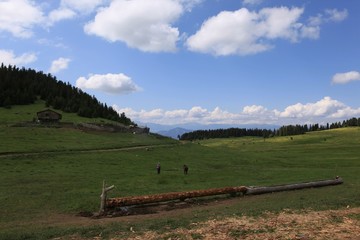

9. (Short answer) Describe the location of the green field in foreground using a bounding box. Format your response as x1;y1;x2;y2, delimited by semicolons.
0;112;359;239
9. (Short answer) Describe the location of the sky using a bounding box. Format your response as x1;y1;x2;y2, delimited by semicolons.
1;0;360;127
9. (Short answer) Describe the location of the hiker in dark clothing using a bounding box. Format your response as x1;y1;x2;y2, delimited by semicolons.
156;162;161;174
183;164;189;175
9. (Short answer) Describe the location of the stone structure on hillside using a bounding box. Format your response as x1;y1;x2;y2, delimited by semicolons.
36;109;62;123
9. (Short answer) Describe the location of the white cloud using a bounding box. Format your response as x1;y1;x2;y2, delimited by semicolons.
179;0;203;11
76;73;141;95
84;0;183;52
186;7;305;56
60;0;106;13
186;7;348;56
0;0;44;38
188;106;208;118
47;0;106;25
49;57;71;74
0;49;37;65
325;9;348;22
243;105;267;115
307;9;348;26
278;97;346;118
242;0;263;6
332;71;360;84
37;38;68;49
114;97;360;126
48;8;76;25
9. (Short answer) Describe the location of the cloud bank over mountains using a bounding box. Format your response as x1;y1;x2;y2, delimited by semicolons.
114;97;360;126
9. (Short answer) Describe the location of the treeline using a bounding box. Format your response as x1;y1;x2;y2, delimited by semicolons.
0;64;133;125
180;128;274;140
180;117;360;140
276;117;360;136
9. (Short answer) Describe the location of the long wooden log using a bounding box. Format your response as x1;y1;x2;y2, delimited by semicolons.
245;177;343;195
106;177;343;209
107;186;248;208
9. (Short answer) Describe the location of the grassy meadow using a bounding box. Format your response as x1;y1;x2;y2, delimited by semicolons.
0;104;359;239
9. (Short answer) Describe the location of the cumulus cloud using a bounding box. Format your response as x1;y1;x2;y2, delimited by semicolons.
114;97;360;125
332;71;360;84
0;49;37;65
243;105;268;115
49;57;71;74
84;0;183;52
278;97;346;118
76;73;141;95
186;7;347;56
48;8;76;24
0;0;44;38
60;0;106;13
0;0;107;35
186;7;305;56
47;0;106;25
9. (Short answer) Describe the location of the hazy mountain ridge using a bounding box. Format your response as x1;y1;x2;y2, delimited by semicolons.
140;122;280;139
157;127;191;139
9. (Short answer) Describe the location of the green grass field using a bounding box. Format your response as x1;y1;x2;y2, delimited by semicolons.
0;104;359;239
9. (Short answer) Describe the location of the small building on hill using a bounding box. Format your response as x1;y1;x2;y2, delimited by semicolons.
37;109;62;123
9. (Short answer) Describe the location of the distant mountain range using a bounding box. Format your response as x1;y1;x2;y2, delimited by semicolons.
139;122;280;139
157;127;190;139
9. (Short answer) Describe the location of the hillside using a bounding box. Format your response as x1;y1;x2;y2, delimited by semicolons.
0;64;133;125
0;102;176;155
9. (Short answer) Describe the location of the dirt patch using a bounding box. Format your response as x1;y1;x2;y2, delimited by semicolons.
48;207;360;240
121;207;360;240
100;197;218;218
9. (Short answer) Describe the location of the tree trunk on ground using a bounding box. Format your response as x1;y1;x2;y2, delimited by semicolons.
105;177;343;209
245;177;343;195
107;186;248;208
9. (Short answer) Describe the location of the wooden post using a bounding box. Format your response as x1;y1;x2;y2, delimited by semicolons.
99;180;114;215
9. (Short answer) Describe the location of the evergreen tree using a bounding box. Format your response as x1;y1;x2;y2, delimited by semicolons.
0;64;135;125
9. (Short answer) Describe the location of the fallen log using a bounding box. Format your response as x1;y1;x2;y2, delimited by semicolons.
106;177;343;209
245;177;343;195
107;186;248;208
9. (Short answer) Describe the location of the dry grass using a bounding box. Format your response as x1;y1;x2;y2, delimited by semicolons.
119;207;360;240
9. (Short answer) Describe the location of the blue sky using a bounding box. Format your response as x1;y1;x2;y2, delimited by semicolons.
1;0;360;126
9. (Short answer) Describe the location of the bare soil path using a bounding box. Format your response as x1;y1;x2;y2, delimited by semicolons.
19;195;360;240
0;144;174;158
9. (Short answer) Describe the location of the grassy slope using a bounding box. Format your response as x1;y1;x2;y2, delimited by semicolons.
0;101;175;153
0;104;359;239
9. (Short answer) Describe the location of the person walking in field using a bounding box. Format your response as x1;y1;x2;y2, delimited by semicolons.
156;162;161;174
183;164;189;175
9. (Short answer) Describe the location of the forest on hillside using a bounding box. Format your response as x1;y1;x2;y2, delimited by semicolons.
180;117;360;140
0;64;134;125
